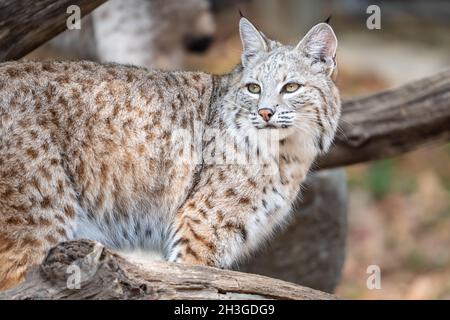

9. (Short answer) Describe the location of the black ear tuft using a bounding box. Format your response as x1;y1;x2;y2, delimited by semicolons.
324;15;332;24
238;8;245;18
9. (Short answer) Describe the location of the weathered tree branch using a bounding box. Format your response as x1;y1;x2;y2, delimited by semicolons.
316;69;450;169
0;240;337;300
0;0;106;61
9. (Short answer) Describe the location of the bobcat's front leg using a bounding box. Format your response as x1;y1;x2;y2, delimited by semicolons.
166;190;254;268
165;157;304;267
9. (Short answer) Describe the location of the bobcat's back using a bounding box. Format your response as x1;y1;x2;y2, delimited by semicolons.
0;60;212;251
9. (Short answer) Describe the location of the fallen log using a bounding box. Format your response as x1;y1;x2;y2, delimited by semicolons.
0;239;337;300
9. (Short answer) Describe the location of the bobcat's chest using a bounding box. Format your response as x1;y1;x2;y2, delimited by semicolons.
242;150;309;254
74;204;168;250
246;179;297;250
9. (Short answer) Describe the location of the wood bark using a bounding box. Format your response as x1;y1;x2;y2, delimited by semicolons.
316;68;450;169
0;239;337;300
0;0;106;61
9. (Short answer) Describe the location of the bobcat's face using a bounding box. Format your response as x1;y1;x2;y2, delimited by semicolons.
233;18;340;151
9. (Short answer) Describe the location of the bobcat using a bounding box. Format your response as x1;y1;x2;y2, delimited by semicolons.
46;0;215;69
0;18;340;290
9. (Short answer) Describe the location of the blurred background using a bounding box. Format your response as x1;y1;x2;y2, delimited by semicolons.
29;0;450;299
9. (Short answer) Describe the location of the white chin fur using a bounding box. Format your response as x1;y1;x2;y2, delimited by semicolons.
257;126;296;140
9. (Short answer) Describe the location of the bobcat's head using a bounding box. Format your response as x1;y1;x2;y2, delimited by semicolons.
228;18;340;153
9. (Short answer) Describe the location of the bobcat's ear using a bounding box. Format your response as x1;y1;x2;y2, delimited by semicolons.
295;23;337;75
239;17;268;67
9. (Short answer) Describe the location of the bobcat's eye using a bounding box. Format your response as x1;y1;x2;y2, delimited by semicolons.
282;83;301;93
247;83;261;94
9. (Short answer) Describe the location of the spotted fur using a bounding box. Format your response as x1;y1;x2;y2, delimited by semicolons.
0;18;340;290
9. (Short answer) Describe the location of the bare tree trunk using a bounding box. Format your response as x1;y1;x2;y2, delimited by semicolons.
240;169;348;293
0;240;337;300
0;0;106;61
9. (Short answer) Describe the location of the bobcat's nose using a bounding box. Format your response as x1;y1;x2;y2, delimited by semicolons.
258;108;274;122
